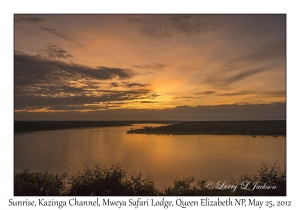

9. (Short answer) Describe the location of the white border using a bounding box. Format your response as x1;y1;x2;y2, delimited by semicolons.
2;0;300;209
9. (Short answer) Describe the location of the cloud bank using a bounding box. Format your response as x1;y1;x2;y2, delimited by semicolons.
15;51;158;111
15;103;286;121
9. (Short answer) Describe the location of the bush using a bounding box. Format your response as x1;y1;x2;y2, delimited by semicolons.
164;162;286;196
14;169;67;196
68;164;159;196
231;162;286;196
14;162;286;196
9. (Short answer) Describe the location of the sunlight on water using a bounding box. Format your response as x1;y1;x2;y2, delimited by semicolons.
14;124;286;189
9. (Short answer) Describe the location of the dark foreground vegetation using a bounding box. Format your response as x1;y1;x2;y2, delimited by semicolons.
127;121;286;136
15;163;285;196
14;121;132;134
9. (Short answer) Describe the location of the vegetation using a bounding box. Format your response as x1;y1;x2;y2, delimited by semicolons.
15;163;285;196
68;165;159;196
14;121;132;134
14;170;67;196
163;162;286;196
127;121;286;136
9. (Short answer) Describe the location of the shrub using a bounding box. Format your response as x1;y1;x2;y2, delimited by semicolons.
14;169;67;196
14;162;286;196
67;164;159;196
231;162;286;196
164;162;286;196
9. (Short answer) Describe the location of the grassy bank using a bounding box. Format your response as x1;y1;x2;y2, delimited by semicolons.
127;121;286;136
15;163;286;196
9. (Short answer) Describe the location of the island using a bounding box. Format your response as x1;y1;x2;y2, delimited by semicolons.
127;120;286;136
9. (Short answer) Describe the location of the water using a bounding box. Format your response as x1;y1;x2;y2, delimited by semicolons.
14;124;286;189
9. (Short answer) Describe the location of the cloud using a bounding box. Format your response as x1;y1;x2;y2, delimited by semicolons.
221;41;286;72
139;101;159;103
217;91;251;96
127;17;144;23
204;42;286;87
15;51;135;98
14;15;44;23
41;28;82;47
110;82;149;88
205;65;275;87
224;67;269;85
194;91;215;95
15;15;82;47
194;90;285;97
174;96;196;99
129;15;220;39
124;83;149;88
133;63;168;70
266;90;286;97
202;40;285;88
170;15;219;35
37;44;73;59
110;82;119;87
50;101;128;111
14;51;161;111
15;89;156;110
173;91;215;99
15;51;135;88
15;103;286;121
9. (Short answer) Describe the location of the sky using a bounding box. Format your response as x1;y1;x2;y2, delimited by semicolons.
14;14;286;120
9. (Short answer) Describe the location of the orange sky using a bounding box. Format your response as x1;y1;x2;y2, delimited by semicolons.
14;14;286;114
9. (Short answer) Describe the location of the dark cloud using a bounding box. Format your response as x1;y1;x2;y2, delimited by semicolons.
140;17;172;38
15;51;134;88
221;41;286;72
110;82;149;88
14;15;44;23
225;67;269;85
217;91;251;96
81;84;101;89
37;44;73;59
110;82;119;87
124;83;149;88
133;63;168;70
203;40;285;88
46;105;94;111
146;93;161;99
91;67;135;80
16;85;86;97
129;15;220;39
170;15;219;35
41;28;82;47
174;96;196;99
174;91;215;99
266;90;286;97
205;66;271;87
139;101;159;103
127;17;143;23
15;89;157;110
15;15;82;47
14;52;160;110
194;90;285;97
15;103;286;121
194;91;215;95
